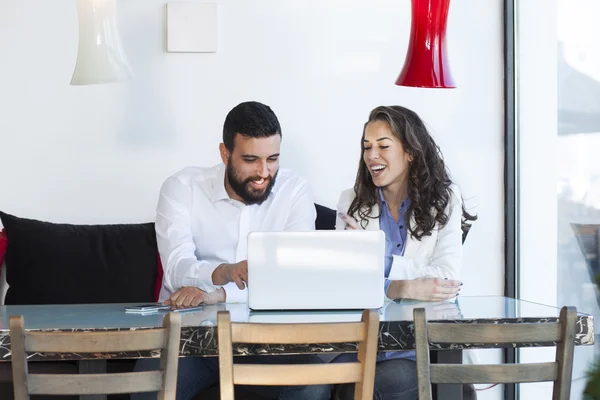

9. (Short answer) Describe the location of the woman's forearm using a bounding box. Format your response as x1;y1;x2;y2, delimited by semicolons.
386;277;461;301
386;280;411;300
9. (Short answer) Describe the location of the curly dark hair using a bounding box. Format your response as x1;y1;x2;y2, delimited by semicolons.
348;105;476;240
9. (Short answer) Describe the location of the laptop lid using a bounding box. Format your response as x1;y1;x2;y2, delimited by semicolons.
247;231;385;311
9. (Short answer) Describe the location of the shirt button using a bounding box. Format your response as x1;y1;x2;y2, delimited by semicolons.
396;243;401;248
399;225;404;229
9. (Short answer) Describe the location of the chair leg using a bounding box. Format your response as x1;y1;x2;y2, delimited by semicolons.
462;384;477;400
78;360;107;400
431;350;464;400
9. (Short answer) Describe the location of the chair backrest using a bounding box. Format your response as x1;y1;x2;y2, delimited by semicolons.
413;306;577;400
9;312;182;400
571;223;600;285
461;222;471;244
217;309;379;400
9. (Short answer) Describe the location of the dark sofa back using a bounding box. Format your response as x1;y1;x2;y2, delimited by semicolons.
315;204;336;230
0;211;158;305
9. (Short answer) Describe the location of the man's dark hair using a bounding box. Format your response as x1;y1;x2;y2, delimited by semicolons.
223;101;282;151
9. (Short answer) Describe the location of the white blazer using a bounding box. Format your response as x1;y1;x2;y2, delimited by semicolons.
335;186;463;281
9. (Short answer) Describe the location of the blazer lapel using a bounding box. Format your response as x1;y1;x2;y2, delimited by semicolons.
364;204;380;231
403;215;422;258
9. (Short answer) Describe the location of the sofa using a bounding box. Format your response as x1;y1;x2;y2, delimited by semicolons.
0;204;337;400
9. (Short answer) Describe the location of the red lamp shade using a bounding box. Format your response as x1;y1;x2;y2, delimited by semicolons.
395;0;456;88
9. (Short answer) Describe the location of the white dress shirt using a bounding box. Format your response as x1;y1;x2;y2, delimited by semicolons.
156;164;316;303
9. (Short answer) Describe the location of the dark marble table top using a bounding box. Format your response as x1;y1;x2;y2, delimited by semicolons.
0;296;593;362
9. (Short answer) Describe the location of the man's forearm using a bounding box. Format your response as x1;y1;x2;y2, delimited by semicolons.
211;263;229;285
386;280;411;300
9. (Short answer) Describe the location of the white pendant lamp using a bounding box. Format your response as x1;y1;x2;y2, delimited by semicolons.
71;0;134;85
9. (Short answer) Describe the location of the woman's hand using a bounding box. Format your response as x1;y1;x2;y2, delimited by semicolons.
338;212;363;230
387;277;461;301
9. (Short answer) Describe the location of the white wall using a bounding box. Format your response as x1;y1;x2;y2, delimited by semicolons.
0;0;504;298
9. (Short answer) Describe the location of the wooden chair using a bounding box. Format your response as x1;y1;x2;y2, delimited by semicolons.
413;306;577;400
217;309;379;400
9;312;182;400
571;223;600;285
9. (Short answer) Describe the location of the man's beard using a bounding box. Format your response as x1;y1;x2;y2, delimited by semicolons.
226;163;278;205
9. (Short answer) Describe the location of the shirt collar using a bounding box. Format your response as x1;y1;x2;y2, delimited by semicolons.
378;188;411;210
208;163;279;203
378;188;386;204
208;164;230;203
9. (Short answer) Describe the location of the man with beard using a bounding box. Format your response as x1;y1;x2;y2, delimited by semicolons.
132;101;329;400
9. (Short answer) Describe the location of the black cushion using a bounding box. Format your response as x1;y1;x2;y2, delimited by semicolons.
315;204;336;230
0;212;158;305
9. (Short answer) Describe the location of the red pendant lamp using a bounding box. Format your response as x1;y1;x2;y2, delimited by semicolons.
395;0;456;88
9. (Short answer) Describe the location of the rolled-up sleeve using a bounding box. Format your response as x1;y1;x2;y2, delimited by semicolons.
156;177;220;296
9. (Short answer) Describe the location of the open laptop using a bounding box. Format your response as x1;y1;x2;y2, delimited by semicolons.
247;231;385;311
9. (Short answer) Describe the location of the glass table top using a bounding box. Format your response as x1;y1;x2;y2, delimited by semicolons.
0;296;585;331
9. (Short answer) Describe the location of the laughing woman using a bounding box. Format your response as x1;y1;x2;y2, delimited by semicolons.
334;105;476;400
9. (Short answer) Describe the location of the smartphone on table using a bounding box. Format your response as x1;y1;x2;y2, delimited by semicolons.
125;304;169;313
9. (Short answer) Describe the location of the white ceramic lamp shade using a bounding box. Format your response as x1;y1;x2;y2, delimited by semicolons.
71;0;133;85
